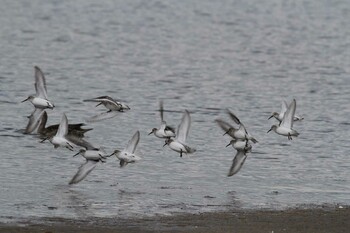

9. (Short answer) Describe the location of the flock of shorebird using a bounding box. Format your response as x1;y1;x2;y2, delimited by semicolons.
21;66;303;184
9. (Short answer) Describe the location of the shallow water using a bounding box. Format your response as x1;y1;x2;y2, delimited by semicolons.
0;0;349;221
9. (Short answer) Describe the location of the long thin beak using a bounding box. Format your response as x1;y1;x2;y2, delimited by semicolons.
223;131;229;136
73;152;80;157
225;143;231;147
21;97;30;103
267;128;272;133
40;138;47;143
95;103;102;107
163;142;167;147
148;131;153;135
108;152;115;157
268;115;273;120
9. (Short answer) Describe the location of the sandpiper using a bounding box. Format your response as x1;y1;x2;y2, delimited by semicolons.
84;96;130;112
163;110;196;157
268;99;300;140
269;100;303;122
44;113;75;151
225;138;252;152
149;100;176;138
110;131;141;167
22;66;54;109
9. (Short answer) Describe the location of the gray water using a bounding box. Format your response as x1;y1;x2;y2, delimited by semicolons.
0;0;349;222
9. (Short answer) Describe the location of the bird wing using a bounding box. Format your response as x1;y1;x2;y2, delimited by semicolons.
34;66;48;99
24;108;44;134
215;119;236;132
69;160;98;185
228;150;248;177
176;110;191;144
159;100;164;122
83;96;117;105
281;100;288;115
86;111;120;122
125;131;140;154
56;113;69;137
281;99;296;129
226;109;241;125
67;136;97;150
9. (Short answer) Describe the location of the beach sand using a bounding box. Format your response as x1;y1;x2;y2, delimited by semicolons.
1;206;349;233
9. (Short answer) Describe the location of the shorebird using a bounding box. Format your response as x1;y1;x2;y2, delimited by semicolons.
110;131;141;167
227;149;250;177
22;66;55;110
269;100;303;122
148;100;176;138
216;110;258;143
22;66;54;134
163;110;196;157
37;111;92;139
225;138;252;152
268;99;299;140
69;145;108;185
44;113;75;151
83;96;130;112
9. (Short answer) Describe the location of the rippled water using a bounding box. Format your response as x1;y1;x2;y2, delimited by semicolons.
0;0;349;221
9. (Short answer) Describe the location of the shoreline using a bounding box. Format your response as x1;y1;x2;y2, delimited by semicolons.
1;206;349;233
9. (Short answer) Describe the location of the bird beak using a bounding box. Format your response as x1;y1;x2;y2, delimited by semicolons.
163;142;167;147
267;128;272;133
109;152;116;157
40;138;47;143
21;97;30;103
95;103;102;107
268;115;273;120
225;143;231;147
148;131;153;135
223;131;229;136
73;152;80;157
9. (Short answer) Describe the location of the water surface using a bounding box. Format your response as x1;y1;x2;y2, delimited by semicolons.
0;0;349;222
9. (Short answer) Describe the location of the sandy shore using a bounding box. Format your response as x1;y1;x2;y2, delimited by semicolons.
1;206;349;233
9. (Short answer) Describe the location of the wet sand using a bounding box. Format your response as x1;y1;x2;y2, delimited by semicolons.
1;207;349;233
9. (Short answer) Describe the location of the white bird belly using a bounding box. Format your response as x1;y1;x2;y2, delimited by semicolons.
169;141;186;153
117;152;141;163
232;140;248;150
104;102;120;111
84;151;104;160
275;127;293;136
32;97;53;109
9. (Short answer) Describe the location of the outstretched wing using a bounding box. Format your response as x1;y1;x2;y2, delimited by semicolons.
86;111;120;122
125;131;140;154
67;136;97;150
228;150;247;177
226;109;241;125
56;113;69;137
34;66;48;99
215;119;236;132
83;96;116;104
159;100;164;122
176;110;191;144
69;160;98;185
24;108;44;134
281;99;296;129
281;100;288;115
